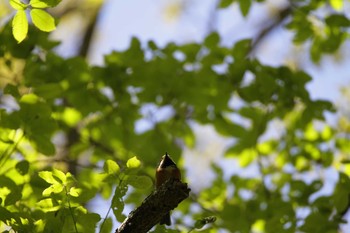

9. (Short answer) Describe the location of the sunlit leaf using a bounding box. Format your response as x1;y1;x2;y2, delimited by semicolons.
126;156;141;169
52;168;67;184
30;9;56;32
12;9;28;43
30;0;50;8
10;0;26;10
304;123;318;141
330;0;343;11
42;183;63;196
39;171;59;185
69;187;81;197
104;160;120;175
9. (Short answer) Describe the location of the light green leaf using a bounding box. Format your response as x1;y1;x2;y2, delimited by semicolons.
51;183;64;193
304;123;318;141
330;0;343;11
321;125;332;140
42;183;63;196
239;149;257;167
10;0;26;10
30;9;56;32
39;171;59;184
20;93;39;104
30;0;50;8
69;187;81;197
126;156;141;169
104;160;120;175
36;198;60;211
30;0;62;8
52;168;66;184
12;9;28;43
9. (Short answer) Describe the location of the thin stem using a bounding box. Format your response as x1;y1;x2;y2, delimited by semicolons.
65;186;79;233
0;130;24;174
99;176;124;233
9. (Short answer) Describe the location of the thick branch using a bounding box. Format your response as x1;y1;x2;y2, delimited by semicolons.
115;179;190;233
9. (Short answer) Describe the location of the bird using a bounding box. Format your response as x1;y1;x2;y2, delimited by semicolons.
155;152;181;225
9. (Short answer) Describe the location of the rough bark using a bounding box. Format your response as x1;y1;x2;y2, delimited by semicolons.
115;178;190;233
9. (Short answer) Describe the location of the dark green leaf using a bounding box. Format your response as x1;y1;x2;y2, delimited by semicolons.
239;0;251;16
219;0;234;8
15;160;30;175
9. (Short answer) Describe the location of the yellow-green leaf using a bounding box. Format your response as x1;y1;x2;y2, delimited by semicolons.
52;168;66;184
330;0;343;11
10;0;26;10
12;9;28;43
42;183;63;196
36;198;60;211
104;160;120;175
239;149;257;167
69;187;81;197
304;123;318;141
30;0;50;8
126;156;141;169
30;9;56;32
39;171;59;184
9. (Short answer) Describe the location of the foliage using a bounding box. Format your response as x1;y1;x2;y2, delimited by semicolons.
10;0;58;43
1;0;350;232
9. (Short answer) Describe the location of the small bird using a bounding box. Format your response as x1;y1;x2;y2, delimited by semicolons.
155;152;181;225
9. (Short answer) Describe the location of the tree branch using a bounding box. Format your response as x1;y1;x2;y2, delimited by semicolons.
115;179;190;233
249;5;292;56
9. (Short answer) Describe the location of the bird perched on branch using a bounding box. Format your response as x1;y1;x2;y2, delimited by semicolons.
155;152;182;225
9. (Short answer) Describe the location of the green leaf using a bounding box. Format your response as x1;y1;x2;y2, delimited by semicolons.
126;156;141;169
42;183;64;196
100;217;113;233
39;171;59;184
30;9;56;32
330;0;343;11
104;160;120;175
34;83;64;99
30;134;56;155
112;184;128;222
126;175;152;189
219;0;234;8
239;0;251;17
4;84;20;98
30;0;62;8
60;108;82;127
12;9;28;43
10;0;26;10
204;32;220;48
52;168;67;184
325;14;350;27
69;187;81;197
36;198;60;211
304;123;318;141
30;0;49;8
239;148;257;167
15;160;30;175
5;191;22;206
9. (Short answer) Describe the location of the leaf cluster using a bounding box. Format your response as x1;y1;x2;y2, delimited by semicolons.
1;1;350;232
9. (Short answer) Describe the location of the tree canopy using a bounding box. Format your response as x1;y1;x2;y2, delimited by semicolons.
1;0;350;232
